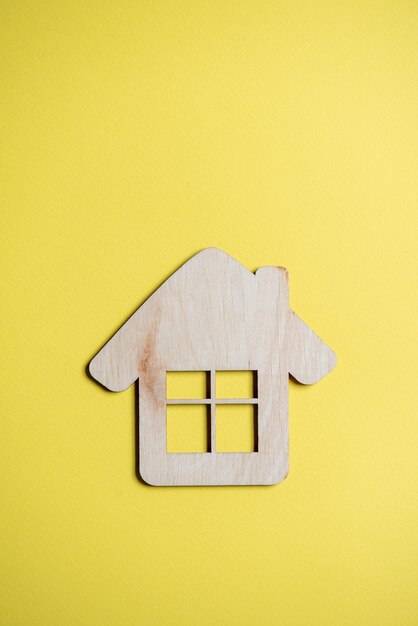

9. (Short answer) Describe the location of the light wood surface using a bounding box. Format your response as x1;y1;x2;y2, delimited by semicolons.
89;248;336;486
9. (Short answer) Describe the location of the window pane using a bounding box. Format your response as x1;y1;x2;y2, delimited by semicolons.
216;370;256;399
216;404;257;452
166;404;209;453
166;371;209;399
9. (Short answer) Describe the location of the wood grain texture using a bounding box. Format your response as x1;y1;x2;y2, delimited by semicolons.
89;248;336;486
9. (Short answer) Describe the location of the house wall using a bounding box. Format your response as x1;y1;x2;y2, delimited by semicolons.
137;261;291;485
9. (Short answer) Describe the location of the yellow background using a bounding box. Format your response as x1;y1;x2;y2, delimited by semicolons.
1;1;417;624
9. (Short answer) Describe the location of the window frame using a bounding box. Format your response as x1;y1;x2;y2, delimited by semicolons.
166;369;258;453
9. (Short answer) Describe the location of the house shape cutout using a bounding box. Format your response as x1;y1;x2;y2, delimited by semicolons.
89;248;336;486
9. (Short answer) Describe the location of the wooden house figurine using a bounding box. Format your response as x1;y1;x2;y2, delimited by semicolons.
89;248;336;486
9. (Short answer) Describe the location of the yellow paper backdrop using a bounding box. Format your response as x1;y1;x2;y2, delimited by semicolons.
1;2;417;624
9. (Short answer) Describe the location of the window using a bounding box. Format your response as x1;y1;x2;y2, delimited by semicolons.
166;404;210;453
166;370;258;453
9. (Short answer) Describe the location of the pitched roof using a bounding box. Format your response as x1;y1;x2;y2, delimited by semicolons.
89;248;336;391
